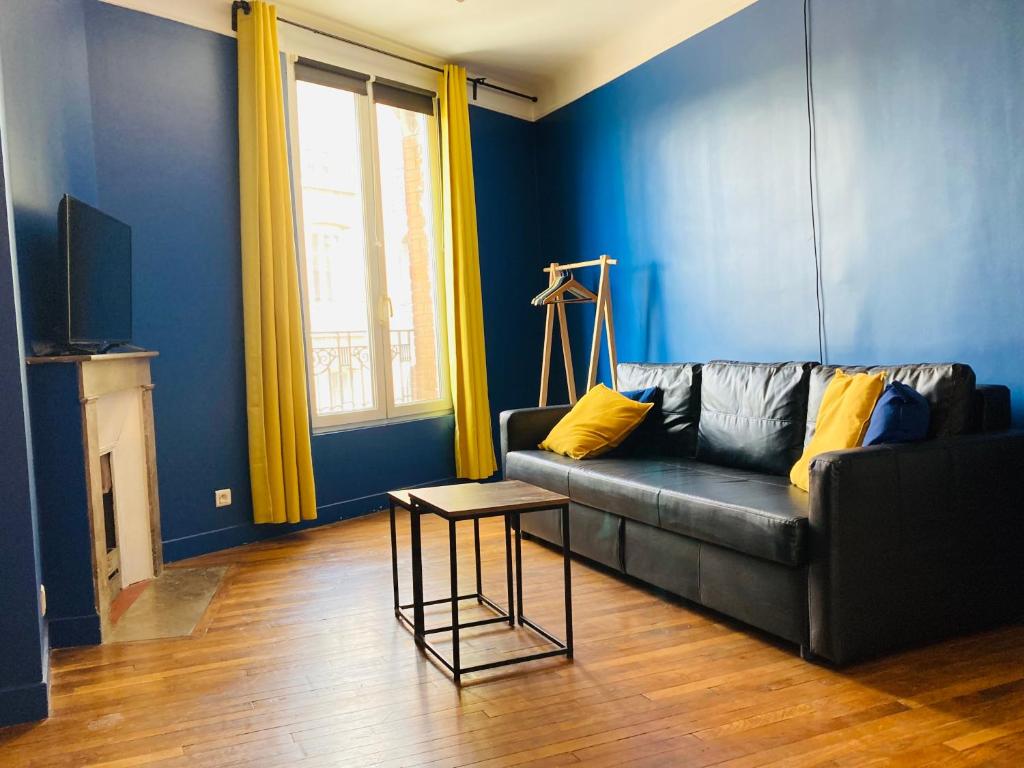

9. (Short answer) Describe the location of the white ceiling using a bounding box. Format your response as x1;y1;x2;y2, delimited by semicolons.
103;0;758;117
277;0;700;87
280;0;758;114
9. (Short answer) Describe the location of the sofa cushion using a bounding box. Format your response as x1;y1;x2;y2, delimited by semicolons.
568;455;679;527
505;449;575;495
697;361;814;475
505;449;808;566
617;362;702;457
804;363;976;445
508;450;669;527
656;462;809;566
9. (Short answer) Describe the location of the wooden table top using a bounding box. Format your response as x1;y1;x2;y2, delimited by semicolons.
387;483;480;508
402;480;569;520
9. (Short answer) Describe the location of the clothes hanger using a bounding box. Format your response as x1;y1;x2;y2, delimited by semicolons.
537;256;618;406
531;270;570;306
532;271;598;306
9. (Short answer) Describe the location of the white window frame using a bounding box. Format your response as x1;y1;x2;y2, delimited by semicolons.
287;58;451;431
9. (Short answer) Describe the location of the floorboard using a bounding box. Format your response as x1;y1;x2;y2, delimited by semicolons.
1;511;1022;767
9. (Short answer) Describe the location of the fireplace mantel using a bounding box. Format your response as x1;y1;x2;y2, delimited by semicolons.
27;351;163;647
27;350;159;364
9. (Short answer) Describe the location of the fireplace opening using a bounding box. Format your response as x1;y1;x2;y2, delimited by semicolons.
100;452;122;600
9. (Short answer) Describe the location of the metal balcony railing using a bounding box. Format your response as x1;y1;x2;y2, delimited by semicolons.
310;330;416;414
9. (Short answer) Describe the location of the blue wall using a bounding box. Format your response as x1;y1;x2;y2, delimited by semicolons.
471;107;547;445
82;3;264;559
0;0;99;347
0;1;539;718
0;0;110;724
76;2;540;560
0;7;541;724
0;14;50;726
28;364;99;649
0;106;48;730
5;0;1020;730
538;0;1024;422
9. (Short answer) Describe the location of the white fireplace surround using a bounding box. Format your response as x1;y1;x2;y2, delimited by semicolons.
28;351;164;641
96;387;154;587
79;353;164;639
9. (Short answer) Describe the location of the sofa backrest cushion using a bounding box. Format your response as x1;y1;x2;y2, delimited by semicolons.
616;362;702;457
696;361;815;475
804;363;976;445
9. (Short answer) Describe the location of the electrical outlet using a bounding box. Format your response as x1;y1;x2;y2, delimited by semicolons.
215;488;232;508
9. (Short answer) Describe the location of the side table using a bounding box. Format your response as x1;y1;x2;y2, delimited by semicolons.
388;481;573;684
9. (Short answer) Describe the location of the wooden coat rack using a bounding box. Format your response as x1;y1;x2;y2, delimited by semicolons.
537;255;618;406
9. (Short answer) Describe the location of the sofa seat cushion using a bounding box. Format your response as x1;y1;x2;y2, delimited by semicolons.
507;451;670;527
567;455;680;526
656;462;809;566
505;450;809;566
504;449;576;495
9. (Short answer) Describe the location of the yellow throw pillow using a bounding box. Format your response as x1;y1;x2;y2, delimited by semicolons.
790;370;886;491
540;384;654;460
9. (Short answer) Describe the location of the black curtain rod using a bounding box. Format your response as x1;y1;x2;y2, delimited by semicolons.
230;1;538;103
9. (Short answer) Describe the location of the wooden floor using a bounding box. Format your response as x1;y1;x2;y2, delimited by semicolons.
3;511;1024;767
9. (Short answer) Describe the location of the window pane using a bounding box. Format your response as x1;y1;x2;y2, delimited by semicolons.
375;103;443;407
296;80;377;416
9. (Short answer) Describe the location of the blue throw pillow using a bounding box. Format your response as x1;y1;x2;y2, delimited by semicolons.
619;386;658;404
610;386;660;455
863;381;930;446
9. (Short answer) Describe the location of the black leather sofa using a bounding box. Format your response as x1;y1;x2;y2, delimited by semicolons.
500;361;1024;666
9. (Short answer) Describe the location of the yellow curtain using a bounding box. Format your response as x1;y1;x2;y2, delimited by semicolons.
439;65;497;480
236;2;317;523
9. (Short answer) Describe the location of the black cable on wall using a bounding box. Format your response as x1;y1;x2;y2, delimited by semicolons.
804;0;826;364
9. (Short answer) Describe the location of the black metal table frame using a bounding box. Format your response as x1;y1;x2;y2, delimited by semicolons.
388;493;573;685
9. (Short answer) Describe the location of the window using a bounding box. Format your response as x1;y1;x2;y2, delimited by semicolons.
291;60;449;429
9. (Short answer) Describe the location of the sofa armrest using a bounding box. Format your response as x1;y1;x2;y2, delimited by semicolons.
973;384;1012;432
807;431;1024;665
499;405;570;474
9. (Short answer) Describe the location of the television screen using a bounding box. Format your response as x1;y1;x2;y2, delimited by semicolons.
60;195;132;345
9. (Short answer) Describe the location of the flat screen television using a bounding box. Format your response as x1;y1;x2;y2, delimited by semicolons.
59;194;132;349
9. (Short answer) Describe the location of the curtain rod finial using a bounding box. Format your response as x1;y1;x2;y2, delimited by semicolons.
231;1;252;32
